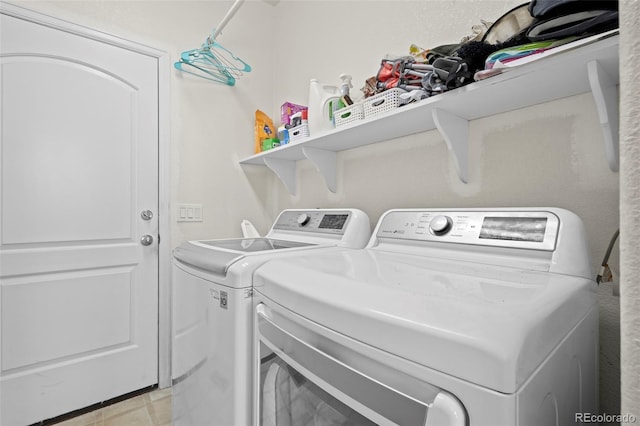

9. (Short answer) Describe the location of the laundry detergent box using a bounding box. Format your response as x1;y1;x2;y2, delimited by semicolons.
280;102;307;126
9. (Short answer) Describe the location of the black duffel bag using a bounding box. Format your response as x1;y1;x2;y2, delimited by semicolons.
526;0;618;41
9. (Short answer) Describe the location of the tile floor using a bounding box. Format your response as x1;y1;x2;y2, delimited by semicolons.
50;387;171;426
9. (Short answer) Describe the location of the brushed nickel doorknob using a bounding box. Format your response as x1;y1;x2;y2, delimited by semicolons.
141;234;154;246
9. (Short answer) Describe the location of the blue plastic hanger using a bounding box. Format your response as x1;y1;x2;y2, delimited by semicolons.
174;0;252;86
201;36;252;74
173;58;236;85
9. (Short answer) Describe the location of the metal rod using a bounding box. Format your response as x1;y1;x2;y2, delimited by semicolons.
211;0;246;41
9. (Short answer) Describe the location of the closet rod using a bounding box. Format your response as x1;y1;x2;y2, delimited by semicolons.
211;0;246;41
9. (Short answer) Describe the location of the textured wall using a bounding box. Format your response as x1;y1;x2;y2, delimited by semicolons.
620;0;640;420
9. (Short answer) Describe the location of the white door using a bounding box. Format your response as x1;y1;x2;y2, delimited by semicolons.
0;10;159;425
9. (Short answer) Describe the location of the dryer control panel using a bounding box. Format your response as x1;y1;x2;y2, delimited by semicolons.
376;210;560;251
272;210;352;235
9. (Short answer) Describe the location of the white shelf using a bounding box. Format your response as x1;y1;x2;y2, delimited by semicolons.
240;33;619;195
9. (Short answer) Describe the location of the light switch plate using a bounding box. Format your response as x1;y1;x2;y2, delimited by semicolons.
177;203;203;222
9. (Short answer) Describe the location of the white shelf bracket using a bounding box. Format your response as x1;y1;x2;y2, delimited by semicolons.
263;157;296;195
432;108;469;183
587;59;619;172
302;147;338;193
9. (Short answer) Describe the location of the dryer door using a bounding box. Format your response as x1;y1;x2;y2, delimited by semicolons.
254;303;467;426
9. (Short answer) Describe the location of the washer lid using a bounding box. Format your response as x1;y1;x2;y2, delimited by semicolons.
174;238;315;276
254;249;597;393
197;237;313;252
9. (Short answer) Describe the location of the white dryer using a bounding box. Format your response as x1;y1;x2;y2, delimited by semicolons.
171;209;370;426
253;208;598;426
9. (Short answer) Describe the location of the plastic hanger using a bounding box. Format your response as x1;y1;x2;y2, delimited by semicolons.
176;37;252;79
173;58;236;85
174;0;252;86
202;36;252;74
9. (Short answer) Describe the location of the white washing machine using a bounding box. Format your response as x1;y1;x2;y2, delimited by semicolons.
171;209;371;426
253;208;598;426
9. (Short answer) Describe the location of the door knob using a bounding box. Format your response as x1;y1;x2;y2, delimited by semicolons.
141;210;153;220
141;235;154;246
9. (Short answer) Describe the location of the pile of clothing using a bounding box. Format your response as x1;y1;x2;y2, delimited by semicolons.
364;0;619;103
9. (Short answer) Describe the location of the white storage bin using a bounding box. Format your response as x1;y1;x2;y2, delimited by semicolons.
288;123;309;143
363;88;404;118
334;103;364;127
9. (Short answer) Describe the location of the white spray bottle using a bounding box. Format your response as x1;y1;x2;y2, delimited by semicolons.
307;78;341;136
338;73;353;107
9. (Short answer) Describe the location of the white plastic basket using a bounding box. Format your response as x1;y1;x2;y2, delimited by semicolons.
363;88;403;118
334;103;364;127
288;123;309;143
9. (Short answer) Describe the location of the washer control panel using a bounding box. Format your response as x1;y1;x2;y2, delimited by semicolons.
272;210;352;235
376;210;560;251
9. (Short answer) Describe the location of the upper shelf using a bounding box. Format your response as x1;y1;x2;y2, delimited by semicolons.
240;32;619;194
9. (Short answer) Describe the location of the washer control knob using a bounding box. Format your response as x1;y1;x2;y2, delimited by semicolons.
429;215;453;235
297;213;310;226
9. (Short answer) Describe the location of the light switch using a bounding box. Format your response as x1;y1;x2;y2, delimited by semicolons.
177;204;203;222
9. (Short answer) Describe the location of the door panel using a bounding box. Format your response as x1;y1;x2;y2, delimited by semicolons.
2;57;135;244
1;11;159;425
2;267;133;370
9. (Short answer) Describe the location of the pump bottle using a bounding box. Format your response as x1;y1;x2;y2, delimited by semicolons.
338;73;353;107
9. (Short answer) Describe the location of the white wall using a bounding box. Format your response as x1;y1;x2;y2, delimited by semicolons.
620;1;640;420
8;0;626;417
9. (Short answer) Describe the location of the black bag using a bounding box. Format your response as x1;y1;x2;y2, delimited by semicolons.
529;0;616;19
416;0;619;94
526;0;618;41
482;3;534;45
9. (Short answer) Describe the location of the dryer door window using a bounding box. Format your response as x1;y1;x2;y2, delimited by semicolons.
259;354;375;426
254;303;467;426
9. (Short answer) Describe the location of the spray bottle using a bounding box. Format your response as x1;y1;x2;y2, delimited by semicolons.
338;73;354;108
